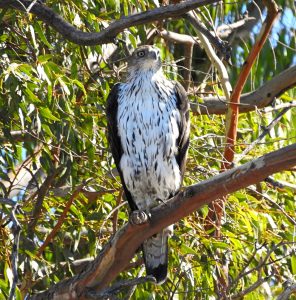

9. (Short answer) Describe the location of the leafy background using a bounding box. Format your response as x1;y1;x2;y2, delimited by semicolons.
0;0;295;299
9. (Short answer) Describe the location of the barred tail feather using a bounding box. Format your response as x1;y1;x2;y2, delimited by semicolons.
142;230;169;284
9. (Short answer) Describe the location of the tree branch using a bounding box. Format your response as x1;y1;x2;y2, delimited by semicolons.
0;0;220;46
30;143;296;300
36;180;92;257
8;204;22;300
187;11;232;105
85;274;155;299
182;43;194;91
186;12;230;61
231;276;270;300
190;65;296;115
234;105;292;163
27;168;60;237
277;281;296;300
222;0;280;169
216;0;265;44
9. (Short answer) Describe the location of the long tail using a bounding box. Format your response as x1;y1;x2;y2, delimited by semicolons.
142;229;169;284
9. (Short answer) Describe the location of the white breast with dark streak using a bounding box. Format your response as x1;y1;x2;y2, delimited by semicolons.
118;72;181;211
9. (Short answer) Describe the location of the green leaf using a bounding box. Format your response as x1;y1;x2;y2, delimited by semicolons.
39;107;60;121
38;54;53;63
24;88;41;103
291;252;296;275
128;33;137;49
180;244;199;256
34;22;52;48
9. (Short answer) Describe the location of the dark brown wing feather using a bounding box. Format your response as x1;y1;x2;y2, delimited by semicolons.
174;81;190;180
106;83;138;210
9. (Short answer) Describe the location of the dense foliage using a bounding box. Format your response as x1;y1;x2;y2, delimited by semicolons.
0;0;295;299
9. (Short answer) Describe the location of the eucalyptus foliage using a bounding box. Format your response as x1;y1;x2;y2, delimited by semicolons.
0;0;295;299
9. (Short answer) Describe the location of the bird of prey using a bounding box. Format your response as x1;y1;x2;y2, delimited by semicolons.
106;45;190;284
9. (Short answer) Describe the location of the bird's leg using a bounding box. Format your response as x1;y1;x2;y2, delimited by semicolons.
129;210;150;225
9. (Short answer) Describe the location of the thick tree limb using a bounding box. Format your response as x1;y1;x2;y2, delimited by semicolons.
190;65;296;115
0;0;220;46
30;143;296;300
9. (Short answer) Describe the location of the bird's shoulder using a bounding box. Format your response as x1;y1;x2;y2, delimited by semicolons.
173;81;189;109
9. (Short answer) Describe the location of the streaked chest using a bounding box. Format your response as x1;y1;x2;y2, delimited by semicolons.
117;77;180;165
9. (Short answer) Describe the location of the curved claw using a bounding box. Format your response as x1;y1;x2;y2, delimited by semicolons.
130;210;149;225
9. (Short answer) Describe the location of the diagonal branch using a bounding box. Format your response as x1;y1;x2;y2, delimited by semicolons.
30;142;296;300
0;0;221;46
235;106;292;163
190;65;296;115
203;0;280;254
222;0;280;170
277;281;296;300
36;180;92;257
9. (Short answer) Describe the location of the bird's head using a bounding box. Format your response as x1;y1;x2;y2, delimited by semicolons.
127;45;162;75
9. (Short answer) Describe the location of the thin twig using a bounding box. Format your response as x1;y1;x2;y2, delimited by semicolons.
185;12;230;60
0;198;16;206
99;198;127;239
159;29;198;45
229;241;283;292
265;176;296;192
235;106;292;164
187;11;232;103
27;168;60;238
112;189;123;234
183;43;193;91
124;266;146;300
247;187;296;226
261;101;296;113
36;179;92;257
231;275;271;299
8;204;22;300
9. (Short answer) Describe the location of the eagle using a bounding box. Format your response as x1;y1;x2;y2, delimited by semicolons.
106;45;190;284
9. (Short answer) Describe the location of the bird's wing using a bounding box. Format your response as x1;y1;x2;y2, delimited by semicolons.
106;83;138;210
174;81;190;179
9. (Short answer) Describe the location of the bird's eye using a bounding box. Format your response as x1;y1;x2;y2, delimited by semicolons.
137;50;145;57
